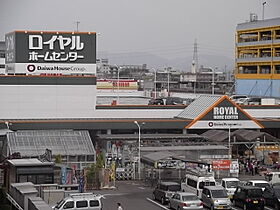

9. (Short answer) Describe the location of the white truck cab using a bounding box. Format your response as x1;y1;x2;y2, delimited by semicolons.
221;178;239;198
53;193;103;210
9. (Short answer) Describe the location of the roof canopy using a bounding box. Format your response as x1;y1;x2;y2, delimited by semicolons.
7;130;95;157
201;129;279;142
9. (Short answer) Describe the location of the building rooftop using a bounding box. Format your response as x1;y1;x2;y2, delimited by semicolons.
7;130;95;157
237;17;280;31
176;95;221;119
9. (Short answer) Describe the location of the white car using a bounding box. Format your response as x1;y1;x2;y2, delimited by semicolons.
244;180;270;191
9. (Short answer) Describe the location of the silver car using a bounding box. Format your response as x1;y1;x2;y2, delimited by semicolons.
168;192;203;210
201;186;231;210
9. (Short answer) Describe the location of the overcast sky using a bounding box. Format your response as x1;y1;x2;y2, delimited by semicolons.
0;0;279;61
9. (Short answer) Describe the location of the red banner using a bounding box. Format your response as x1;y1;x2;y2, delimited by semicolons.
212;160;230;170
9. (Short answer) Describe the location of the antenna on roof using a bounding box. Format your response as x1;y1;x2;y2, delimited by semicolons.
249;13;258;22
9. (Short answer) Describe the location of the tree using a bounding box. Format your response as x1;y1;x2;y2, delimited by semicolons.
86;153;104;190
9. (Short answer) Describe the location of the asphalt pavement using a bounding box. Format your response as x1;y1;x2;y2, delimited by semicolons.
94;181;165;210
92;178;276;210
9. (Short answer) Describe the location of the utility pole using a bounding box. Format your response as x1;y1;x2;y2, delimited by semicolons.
76;21;80;32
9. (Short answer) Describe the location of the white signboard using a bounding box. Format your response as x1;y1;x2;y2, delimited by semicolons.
230;160;239;174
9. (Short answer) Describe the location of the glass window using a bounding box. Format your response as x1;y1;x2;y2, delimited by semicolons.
255;183;270;188
76;200;88;208
63;201;74;209
211;190;228;198
187;179;198;188
248;189;263;197
167;185;181;192
182;195;199;201
226;181;239;188
19;175;27;182
199;181;215;189
90;200;100;207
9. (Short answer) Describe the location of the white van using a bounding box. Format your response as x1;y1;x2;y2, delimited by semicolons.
244;180;270;191
221;178;239;199
266;172;280;185
52;193;103;210
181;170;216;198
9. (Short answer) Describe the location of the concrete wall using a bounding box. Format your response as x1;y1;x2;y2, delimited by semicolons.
0;85;96;119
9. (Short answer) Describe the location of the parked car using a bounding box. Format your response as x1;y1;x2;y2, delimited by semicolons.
229;95;249;102
52;193;103;210
232;186;264;210
148;98;164;105
244;180;270;191
168;192;203;210
201;186;231;210
166;97;184;105
263;185;280;209
152;181;181;204
221;178;240;199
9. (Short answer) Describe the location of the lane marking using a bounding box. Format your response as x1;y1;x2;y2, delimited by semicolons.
138;187;145;190
146;198;169;210
231;206;272;210
265;207;274;210
102;193;129;197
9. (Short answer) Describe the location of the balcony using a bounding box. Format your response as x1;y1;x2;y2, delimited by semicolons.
236;39;280;47
236;56;280;63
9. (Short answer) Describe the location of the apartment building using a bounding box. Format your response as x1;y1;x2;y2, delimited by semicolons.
235;16;280;97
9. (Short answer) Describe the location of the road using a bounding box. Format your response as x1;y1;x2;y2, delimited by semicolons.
94;181;275;210
95;181;164;210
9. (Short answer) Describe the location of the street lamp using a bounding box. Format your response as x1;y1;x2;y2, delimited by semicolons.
262;1;267;20
228;126;231;160
134;121;144;180
209;67;215;95
115;65;123;104
167;71;170;96
117;67;120;104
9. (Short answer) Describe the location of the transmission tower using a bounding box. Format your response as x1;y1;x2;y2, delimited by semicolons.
191;39;199;73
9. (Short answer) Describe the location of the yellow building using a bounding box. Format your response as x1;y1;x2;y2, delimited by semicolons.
235;17;280;97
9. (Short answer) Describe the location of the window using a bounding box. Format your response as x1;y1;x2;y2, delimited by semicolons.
167;185;181;191
0;52;5;58
275;65;280;74
0;65;5;68
90;200;100;207
76;200;88;208
260;65;271;74
187;178;197;188
63;201;74;209
199;181;215;189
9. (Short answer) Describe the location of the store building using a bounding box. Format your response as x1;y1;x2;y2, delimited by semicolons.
235;16;280;97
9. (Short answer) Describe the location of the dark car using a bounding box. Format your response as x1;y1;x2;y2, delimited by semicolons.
232;186;264;210
152;181;181;204
148;98;164;105
263;185;280;209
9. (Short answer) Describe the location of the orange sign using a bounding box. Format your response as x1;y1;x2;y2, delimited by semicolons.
255;146;279;151
212;160;230;170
